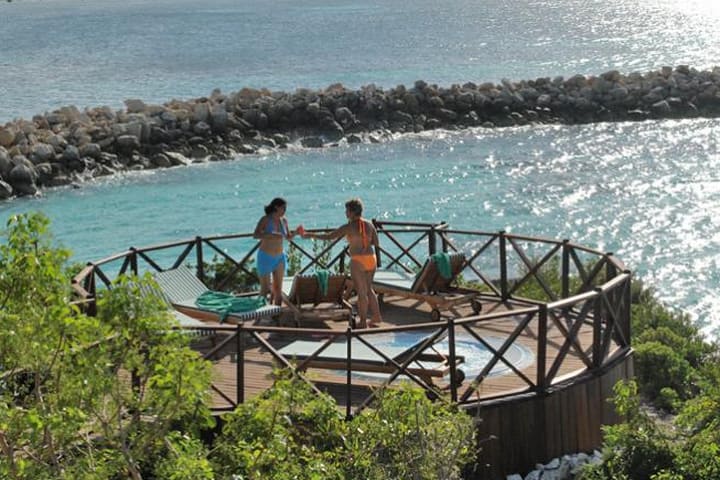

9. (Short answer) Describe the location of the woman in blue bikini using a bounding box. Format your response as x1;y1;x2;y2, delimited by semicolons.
253;197;295;305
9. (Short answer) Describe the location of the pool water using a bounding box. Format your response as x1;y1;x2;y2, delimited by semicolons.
343;330;534;381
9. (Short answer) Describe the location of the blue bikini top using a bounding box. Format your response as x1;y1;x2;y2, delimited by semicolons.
265;216;287;236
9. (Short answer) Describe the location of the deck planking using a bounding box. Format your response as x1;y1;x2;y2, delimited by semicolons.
188;294;615;413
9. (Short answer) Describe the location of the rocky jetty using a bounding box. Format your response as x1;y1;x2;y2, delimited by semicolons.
1;65;720;199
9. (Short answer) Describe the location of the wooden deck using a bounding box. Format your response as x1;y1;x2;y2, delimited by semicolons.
187;293;613;414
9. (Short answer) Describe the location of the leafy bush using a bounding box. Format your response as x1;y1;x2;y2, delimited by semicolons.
211;376;477;480
346;386;477;480
633;341;694;401
211;375;346;480
0;213;214;480
579;381;675;480
203;255;259;292
154;432;215;480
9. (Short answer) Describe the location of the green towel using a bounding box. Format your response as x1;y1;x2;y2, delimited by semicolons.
430;252;452;279
195;290;267;323
314;269;329;296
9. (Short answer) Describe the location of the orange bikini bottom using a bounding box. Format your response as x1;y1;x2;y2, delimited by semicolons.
351;253;377;271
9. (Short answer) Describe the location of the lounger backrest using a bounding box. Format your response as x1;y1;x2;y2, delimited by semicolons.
136;278;173;307
412;252;466;293
154;266;209;304
288;273;347;306
133;278;213;332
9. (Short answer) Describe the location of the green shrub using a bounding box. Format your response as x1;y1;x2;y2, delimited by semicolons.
656;387;681;413
0;213;214;480
211;375;346;480
579;381;676;480
154;432;214;480
203;255;259;292
633;341;694;401
635;326;711;370
345;386;477;480
211;377;477;480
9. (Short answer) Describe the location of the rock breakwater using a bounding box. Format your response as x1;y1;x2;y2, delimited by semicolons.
1;65;720;199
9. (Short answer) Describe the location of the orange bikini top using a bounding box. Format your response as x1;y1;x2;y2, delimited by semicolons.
347;218;369;249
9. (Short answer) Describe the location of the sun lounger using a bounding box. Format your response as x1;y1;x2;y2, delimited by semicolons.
278;335;465;385
281;271;353;326
135;278;218;339
372;252;481;321
154;265;283;324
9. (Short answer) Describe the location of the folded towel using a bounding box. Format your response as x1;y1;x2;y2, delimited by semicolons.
430;252;452;279
314;269;330;296
195;290;267;323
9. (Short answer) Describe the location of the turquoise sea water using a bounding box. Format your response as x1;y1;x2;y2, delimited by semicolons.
1;0;720;335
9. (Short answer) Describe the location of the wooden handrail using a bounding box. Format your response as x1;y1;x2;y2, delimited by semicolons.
67;220;632;412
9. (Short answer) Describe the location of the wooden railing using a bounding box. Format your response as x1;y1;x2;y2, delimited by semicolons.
71;220;631;415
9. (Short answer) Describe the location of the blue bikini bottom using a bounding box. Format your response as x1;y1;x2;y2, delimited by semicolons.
256;250;286;276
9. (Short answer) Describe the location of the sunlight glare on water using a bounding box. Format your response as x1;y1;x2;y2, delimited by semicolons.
2;119;720;336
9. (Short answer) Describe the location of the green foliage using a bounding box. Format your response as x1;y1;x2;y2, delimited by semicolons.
580;381;675;480
211;375;346;480
286;242;302;276
346;385;477;480
634;341;694;401
631;290;708;358
287;238;341;275
211;377;476;480
0;213;214;480
203;256;259;293
512;256;596;302
154;432;215;480
582;283;720;480
656;387;681;413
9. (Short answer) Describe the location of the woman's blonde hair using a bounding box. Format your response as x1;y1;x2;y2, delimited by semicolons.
345;198;363;216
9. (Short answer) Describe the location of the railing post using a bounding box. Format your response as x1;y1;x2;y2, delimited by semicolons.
86;263;97;317
592;288;603;369
129;248;138;275
623;270;632;346
237;322;245;405
440;221;449;253
605;252;616;281
536;305;547;391
447;318;458;402
346;326;353;420
561;239;570;299
499;231;508;301
196;236;205;282
429;225;437;255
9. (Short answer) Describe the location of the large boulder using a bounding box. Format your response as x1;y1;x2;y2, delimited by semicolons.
8;163;38;196
0;128;15;148
124;98;147;114
0;147;11;177
164;151;192;166
0;180;12;199
116;135;141;152
47;133;68;151
62;145;81;163
30;143;55;164
193;121;212;137
193;102;210;123
210;105;228;132
34;162;54;186
80;143;102;159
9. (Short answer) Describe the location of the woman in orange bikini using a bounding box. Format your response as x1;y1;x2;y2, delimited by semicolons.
303;198;382;328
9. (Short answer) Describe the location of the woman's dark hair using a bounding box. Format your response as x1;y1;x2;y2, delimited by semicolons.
264;197;287;215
